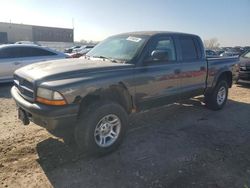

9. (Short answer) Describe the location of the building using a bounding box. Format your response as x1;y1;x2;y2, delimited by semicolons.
0;22;74;43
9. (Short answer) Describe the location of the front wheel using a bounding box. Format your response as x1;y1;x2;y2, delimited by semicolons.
74;101;128;156
205;80;229;110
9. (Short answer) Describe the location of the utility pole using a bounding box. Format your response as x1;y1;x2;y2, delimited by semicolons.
72;18;75;42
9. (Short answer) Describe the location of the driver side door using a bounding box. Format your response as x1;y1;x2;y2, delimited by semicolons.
133;36;182;110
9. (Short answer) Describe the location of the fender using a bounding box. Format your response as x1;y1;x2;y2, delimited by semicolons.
77;81;134;114
212;67;232;88
205;67;232;95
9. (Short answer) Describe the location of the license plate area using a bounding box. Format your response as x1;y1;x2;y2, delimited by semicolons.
18;108;30;125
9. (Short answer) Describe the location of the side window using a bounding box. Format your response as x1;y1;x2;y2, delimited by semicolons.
0;47;21;58
147;37;176;62
18;47;35;57
31;48;56;56
0;47;56;59
18;47;56;57
180;37;198;61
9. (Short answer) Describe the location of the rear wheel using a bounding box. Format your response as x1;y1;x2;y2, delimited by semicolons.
205;80;228;110
74;101;128;156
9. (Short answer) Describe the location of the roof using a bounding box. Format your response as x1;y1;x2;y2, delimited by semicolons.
0;44;59;53
0;43;64;55
114;31;199;37
0;44;41;48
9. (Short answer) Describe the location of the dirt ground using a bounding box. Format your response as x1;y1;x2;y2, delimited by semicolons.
0;83;250;188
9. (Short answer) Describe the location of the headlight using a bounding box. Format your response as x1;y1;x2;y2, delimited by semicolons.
36;87;67;106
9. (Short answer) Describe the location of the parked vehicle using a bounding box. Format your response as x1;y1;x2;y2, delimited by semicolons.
64;45;81;53
244;46;250;51
15;41;40;45
205;49;219;58
215;50;225;56
69;45;95;58
11;31;239;156
0;44;69;83
237;51;250;83
220;50;240;57
233;46;246;56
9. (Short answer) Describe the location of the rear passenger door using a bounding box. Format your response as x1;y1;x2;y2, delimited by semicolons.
0;47;24;80
177;36;207;99
0;46;57;80
134;36;182;110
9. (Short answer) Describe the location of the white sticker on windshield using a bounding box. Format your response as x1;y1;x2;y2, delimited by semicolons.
126;36;142;42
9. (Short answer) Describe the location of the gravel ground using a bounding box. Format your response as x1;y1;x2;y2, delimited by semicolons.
0;83;250;188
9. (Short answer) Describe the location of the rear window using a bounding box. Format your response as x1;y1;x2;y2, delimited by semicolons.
180;37;199;61
0;47;20;58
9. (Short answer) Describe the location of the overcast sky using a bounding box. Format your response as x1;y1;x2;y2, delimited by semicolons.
0;0;249;46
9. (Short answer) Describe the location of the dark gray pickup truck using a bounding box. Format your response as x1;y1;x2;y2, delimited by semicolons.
11;31;239;155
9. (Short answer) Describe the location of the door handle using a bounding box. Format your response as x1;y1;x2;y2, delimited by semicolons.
14;62;21;65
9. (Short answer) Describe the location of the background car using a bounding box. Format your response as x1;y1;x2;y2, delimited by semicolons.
69;45;95;58
233;46;246;56
205;49;220;58
237;50;250;83
64;45;81;53
15;41;41;45
0;44;69;83
215;50;225;56
220;49;240;57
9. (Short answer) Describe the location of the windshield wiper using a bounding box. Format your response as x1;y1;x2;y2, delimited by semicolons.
92;55;119;63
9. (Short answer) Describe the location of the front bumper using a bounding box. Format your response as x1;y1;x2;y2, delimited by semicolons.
11;86;79;131
238;70;250;83
239;70;250;81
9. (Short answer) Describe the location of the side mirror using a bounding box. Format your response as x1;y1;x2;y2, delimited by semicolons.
151;50;169;61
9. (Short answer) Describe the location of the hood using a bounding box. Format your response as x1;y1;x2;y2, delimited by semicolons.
15;58;133;82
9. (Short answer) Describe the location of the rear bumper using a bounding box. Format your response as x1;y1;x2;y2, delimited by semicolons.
11;86;79;131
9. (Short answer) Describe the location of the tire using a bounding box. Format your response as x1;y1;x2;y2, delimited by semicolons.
205;80;229;110
74;101;128;156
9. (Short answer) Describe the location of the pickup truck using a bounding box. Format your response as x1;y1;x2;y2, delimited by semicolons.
11;31;239;156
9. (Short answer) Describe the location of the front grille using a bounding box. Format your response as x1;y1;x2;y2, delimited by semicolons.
14;74;34;101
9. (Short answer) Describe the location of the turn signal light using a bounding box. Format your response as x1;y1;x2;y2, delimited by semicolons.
36;97;67;106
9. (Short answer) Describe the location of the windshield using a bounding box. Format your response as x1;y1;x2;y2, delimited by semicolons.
87;35;147;61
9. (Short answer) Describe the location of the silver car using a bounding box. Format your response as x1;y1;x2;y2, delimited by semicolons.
0;44;69;83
